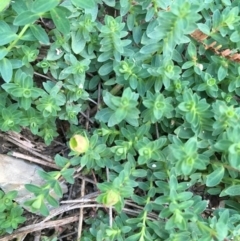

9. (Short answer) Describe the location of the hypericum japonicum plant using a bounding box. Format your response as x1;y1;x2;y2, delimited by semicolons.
1;0;240;240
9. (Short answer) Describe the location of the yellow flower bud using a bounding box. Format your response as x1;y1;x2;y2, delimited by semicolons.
104;189;121;206
69;134;89;154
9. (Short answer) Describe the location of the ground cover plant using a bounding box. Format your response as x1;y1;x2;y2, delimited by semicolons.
1;0;240;240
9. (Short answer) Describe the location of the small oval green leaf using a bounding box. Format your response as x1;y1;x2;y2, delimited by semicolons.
223;185;240;196
206;166;225;187
14;11;39;26
30;24;50;44
50;6;70;35
0;58;12;83
71;0;96;9
32;0;60;13
0;0;11;12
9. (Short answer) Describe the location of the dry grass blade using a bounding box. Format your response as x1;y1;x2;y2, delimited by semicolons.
77;179;85;240
0;216;79;241
9;151;60;169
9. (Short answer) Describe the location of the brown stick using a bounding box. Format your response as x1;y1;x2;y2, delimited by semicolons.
190;29;240;63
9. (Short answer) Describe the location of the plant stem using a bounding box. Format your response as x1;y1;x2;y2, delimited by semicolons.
55;162;71;180
7;24;30;52
196;220;217;238
139;181;152;241
110;84;123;96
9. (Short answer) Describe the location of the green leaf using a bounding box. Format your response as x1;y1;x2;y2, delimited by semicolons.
50;6;70;35
30;24;50;44
98;61;113;76
103;0;116;7
19;97;31;110
53;181;63;197
32;0;60;13
95;108;113;124
176;192;193;201
131;194;146;205
61;168;75;184
131;169;147;177
0;30;17;46
221;185;240;196
0;47;8;60
159;207;172;218
218;209;229;224
169;175;178;190
0;58;12;83
54;154;69;168
50;81;64;96
5;190;18;200
38;170;54;181
125;218;143;224
25;184;42;194
39;202;49;216
214;140;231;151
140;43;161;55
187;42;196;58
154;196;169;205
185;138;197;154
125;233;141;241
218;66;227;81
182;61;194;69
181;159;194;175
71;0;96;9
222;0;231;5
197;23;210;35
230;31;240;42
145;7;154;22
71;31;86;54
108;113;120;127
206;166;225;187
98;51;112;62
32;198;42;209
0;0;11;12
14;11;40;26
132;26;142;44
46;195;59;207
153;171;168;180
193;200;208;214
115;108;127;122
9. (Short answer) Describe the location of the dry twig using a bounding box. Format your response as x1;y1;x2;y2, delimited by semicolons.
0;216;79;241
0;132;53;163
190;29;240;62
9;151;60;170
77;179;85;240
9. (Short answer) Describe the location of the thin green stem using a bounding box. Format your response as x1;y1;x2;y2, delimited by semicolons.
196;220;217;238
139;181;152;241
55;162;71;180
7;24;30;52
110;84;123;96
